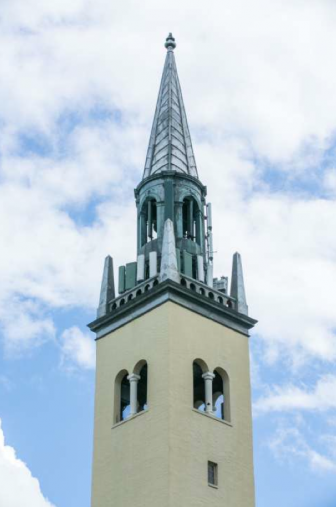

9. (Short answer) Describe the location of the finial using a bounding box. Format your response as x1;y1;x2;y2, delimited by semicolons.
165;33;176;50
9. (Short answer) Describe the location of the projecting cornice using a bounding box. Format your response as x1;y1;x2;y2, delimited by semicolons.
88;277;257;340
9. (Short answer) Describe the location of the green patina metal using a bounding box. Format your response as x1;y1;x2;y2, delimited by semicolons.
118;266;126;294
182;251;193;278
164;180;174;221
134;35;208;279
92;34;252;323
125;262;137;291
176;248;181;272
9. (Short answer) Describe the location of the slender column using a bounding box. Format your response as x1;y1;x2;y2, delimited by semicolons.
164;180;174;221
156;202;165;239
175;202;183;239
202;372;215;414
188;199;194;238
140;211;147;247
127;373;141;416
147;201;153;240
196;209;202;246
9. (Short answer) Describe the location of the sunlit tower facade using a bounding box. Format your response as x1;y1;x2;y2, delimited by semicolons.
89;33;257;507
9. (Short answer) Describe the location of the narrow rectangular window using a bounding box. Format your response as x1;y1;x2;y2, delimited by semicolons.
208;461;218;487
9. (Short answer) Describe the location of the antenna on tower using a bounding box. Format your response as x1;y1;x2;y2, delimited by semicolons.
205;202;214;287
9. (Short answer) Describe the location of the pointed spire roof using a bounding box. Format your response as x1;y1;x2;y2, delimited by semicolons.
143;34;198;180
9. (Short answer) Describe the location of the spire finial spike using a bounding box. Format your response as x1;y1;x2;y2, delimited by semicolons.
230;252;248;315
165;32;176;50
97;255;115;318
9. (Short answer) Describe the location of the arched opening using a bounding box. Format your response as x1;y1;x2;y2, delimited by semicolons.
182;197;201;245
213;367;231;422
140;199;157;246
193;359;208;412
134;360;148;413
114;370;130;424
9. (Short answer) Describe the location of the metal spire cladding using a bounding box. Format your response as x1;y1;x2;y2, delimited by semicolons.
143;33;198;180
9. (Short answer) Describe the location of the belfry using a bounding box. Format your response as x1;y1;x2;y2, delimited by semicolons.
89;33;257;507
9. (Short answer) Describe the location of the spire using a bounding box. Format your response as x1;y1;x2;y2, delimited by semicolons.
230;252;248;315
160;219;180;283
97;256;115;318
143;34;198;180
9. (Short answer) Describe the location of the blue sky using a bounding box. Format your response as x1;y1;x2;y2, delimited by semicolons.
1;1;336;506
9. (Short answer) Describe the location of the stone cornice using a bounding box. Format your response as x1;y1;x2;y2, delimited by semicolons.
88;279;257;340
134;171;207;199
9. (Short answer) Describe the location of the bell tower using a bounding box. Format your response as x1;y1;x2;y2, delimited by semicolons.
89;33;257;507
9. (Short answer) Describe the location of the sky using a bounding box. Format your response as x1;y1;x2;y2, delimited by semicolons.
0;0;336;505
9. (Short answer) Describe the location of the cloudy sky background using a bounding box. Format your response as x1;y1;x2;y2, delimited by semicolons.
1;0;336;505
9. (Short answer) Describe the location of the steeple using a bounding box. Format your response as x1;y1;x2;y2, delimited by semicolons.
143;33;198;180
89;37;257;507
91;34;254;321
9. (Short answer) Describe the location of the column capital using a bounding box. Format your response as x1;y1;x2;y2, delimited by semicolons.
202;371;215;381
127;373;141;383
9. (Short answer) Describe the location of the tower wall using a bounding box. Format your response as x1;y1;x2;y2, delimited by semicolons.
91;301;255;507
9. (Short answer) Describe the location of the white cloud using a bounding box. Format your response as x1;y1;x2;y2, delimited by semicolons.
0;0;335;371
0;418;55;507
269;425;336;474
324;169;336;195
1;0;336;162
0;299;55;355
254;374;336;414
60;326;95;370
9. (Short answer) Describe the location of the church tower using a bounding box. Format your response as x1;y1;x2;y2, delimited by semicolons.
89;34;257;507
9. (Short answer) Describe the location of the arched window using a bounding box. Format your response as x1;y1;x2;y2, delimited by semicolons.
140;199;157;246
134;360;148;413
193;359;208;412
182;197;201;245
114;370;130;423
213;368;231;422
114;363;148;424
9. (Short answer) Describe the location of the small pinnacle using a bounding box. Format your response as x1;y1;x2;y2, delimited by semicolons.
165;33;176;50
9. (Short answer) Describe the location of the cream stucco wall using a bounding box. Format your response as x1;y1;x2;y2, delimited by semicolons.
91;301;255;507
